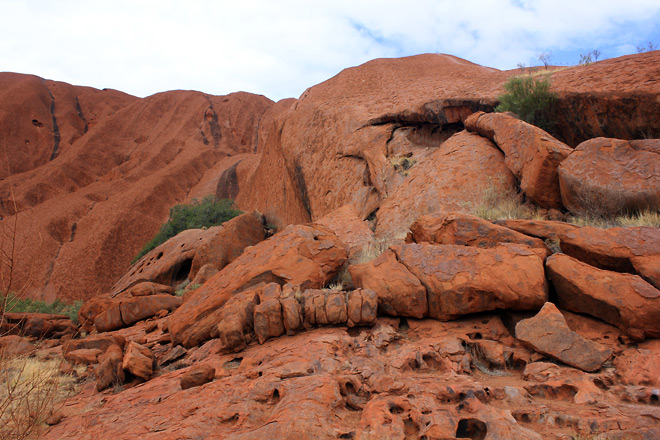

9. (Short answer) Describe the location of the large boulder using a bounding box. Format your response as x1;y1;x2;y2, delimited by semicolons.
93;294;182;332
391;243;548;320
515;302;612;372
546;253;660;340
122;341;154;381
95;344;125;392
111;210;266;295
349;249;428;318
375;130;517;239
465;111;572;209
408;211;550;259
558;137;660;216
168;224;347;347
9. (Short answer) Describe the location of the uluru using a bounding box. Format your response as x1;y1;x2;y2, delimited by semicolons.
2;6;660;438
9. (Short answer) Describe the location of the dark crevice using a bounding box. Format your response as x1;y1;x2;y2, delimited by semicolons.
363;99;494;128
75;96;89;134
338;154;373;187
171;258;193;284
201;98;222;148
69;223;77;242
293;162;312;218
456;418;487;440
216;160;242;199
43;83;61;161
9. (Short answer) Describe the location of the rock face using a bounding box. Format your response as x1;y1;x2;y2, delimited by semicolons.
515;302;612;372
465;111;572;209
374;130;517;238
548;51;660;146
236;54;508;233
392;243;548;320
315;205;375;262
169;224;348;347
546;253;660;340
558;137;660;215
8;51;660;440
111;210;266;295
0;74;273;303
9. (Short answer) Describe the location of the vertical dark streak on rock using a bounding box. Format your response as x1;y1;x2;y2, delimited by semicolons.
75;97;89;134
294;162;312;219
43;83;61;161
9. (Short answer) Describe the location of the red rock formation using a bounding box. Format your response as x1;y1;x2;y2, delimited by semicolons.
375;130;517;238
549;51;660;145
515;302;612;372
558;137;660;215
110;210;266;296
0;73;272;302
393;243;548;320
168;224;347;348
408;211;550;259
465;111;572;209
546;253;660;340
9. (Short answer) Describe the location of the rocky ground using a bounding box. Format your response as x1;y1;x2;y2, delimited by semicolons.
1;51;660;439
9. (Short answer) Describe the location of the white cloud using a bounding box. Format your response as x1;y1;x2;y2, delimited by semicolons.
1;0;659;101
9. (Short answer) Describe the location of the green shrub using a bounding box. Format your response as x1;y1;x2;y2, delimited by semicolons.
496;75;558;132
2;293;82;323
132;196;242;263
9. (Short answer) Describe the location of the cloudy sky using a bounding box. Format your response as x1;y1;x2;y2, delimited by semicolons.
2;0;660;101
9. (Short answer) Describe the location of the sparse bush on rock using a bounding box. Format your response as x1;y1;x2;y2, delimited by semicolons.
132;196;242;264
495;75;558;132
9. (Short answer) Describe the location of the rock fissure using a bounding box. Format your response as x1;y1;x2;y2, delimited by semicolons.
43;82;61;161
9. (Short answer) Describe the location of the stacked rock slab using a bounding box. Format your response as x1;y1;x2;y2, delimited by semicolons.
211;282;378;352
407;211;551;259
168;224;348;348
465;111;573;209
393;243;548;320
497;219;660;290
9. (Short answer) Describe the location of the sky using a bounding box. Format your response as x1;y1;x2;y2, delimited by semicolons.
2;0;660;102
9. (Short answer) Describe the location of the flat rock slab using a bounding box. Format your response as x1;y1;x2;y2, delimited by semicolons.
516;302;612;372
408;211;550;259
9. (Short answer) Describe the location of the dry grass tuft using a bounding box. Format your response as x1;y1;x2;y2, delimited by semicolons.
568;209;660;229
0;355;83;439
469;179;545;221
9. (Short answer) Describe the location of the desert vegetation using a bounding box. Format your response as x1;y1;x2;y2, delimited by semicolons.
495;75;557;132
132;196;242;263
